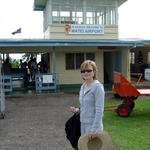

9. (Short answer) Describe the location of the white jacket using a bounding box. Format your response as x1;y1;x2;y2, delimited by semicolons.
79;80;105;132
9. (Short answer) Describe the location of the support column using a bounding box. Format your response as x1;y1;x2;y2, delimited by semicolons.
47;0;52;24
83;0;86;24
121;48;130;80
53;47;56;73
48;50;51;73
52;47;57;89
115;1;118;25
107;8;111;25
114;51;121;72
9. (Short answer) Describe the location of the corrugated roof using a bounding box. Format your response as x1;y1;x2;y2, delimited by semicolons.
34;0;128;11
0;39;144;47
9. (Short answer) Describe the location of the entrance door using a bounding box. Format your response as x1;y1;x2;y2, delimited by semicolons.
104;51;121;84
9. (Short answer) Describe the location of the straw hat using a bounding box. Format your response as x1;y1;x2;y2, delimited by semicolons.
78;132;112;150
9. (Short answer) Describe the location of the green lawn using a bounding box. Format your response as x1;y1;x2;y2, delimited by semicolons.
104;99;150;150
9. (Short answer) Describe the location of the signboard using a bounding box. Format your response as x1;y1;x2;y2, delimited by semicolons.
43;75;53;83
145;68;150;81
66;24;104;35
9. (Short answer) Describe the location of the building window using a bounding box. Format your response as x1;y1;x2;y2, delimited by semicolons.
66;53;75;69
65;52;95;70
51;0;117;25
72;11;83;24
86;53;95;61
76;53;84;69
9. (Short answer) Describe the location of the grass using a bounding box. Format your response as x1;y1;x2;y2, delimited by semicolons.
104;99;150;150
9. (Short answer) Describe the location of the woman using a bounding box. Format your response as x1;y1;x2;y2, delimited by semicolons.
70;60;105;149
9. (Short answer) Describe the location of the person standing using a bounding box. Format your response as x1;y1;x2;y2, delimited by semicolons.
38;57;48;73
2;57;11;74
70;60;105;149
30;58;38;81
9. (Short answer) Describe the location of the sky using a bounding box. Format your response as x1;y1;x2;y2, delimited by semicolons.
0;0;43;39
0;0;150;39
118;0;150;40
0;0;150;60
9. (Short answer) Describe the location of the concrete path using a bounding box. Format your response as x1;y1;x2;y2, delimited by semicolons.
0;93;118;150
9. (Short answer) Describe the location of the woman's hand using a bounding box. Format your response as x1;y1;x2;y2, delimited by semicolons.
70;106;78;113
88;132;97;140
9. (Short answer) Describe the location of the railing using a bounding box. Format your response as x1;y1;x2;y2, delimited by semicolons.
129;73;143;87
3;75;12;93
35;73;56;91
2;73;57;93
3;73;25;93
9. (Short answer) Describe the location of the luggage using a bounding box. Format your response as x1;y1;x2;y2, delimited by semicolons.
65;112;81;148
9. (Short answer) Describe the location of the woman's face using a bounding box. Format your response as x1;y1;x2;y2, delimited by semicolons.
81;65;95;81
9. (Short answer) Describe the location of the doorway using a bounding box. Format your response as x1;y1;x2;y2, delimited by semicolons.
104;51;121;84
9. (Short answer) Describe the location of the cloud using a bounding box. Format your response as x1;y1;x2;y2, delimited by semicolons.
0;0;43;39
119;0;150;39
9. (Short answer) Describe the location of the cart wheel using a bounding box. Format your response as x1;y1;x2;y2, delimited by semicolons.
117;104;131;117
123;101;135;110
1;112;5;119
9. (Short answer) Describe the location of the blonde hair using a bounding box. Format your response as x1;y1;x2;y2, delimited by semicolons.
80;60;97;80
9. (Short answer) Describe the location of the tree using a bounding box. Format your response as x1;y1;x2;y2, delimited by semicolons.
22;53;38;62
10;59;20;68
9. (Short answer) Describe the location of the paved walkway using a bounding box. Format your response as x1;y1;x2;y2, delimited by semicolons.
0;93;118;150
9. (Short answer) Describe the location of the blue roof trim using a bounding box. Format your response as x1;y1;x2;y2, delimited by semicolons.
0;39;144;47
34;5;45;11
142;40;150;45
33;0;45;11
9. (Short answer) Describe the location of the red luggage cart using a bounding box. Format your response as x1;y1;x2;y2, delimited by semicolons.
104;72;150;117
